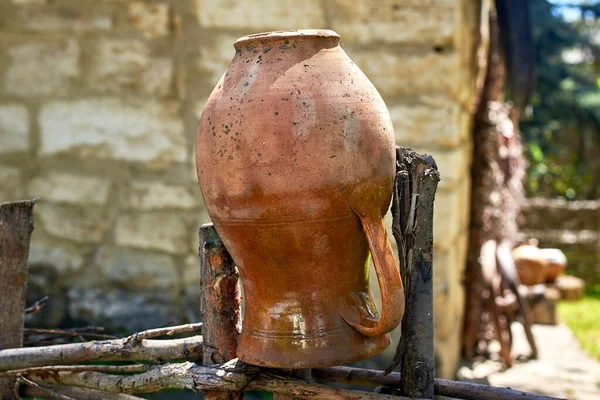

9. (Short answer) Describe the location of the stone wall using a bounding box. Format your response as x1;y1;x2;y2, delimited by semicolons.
0;0;487;378
520;198;600;285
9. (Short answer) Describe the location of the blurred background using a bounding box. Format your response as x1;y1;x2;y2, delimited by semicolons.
0;0;598;398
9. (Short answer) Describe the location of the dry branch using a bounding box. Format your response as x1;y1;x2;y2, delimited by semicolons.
16;375;76;400
1;364;147;378
23;328;117;340
24;296;48;315
27;359;257;394
0;199;36;399
0;334;203;371
312;366;400;388
248;372;414;400
200;224;242;400
434;379;565;400
25;359;413;400
388;148;439;398
130;322;202;341
22;384;144;400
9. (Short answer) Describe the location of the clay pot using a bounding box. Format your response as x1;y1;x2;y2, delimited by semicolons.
539;248;567;283
513;239;548;286
196;30;404;368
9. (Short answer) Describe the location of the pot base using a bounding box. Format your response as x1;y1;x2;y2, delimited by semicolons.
237;326;391;368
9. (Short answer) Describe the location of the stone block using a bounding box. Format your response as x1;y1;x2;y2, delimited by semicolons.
424;145;471;189
128;1;170;38
36;203;108;243
28;241;85;275
183;255;201;321
5;39;80;97
330;0;455;45
26;264;68;328
195;0;325;30
0;104;29;154
347;48;458;99
114;213;189;254
0;165;23;202
12;0;47;4
390;95;461;149
183;254;200;288
28;172;111;206
21;5;112;32
434;327;462;379
90;247;178;291
141;58;174;97
120;181;200;211
68;288;179;332
433;187;469;249
433;241;464;341
39;98;186;168
197;34;239;85
86;39;173;96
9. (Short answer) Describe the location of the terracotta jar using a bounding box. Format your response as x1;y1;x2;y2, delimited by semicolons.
513;239;548;286
196;30;404;368
539;248;567;283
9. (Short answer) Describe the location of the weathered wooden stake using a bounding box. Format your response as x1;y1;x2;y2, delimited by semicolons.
0;200;36;400
387;148;439;399
199;224;242;400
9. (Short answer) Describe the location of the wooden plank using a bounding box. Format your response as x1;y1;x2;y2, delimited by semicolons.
0;200;36;399
199;224;243;400
386;147;439;399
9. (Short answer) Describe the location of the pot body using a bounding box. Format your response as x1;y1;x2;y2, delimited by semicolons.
196;30;396;368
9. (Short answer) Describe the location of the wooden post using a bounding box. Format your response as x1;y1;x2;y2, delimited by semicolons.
199;224;242;400
0;200;36;399
386;148;439;399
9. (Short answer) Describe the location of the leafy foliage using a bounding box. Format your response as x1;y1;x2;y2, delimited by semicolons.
521;0;600;199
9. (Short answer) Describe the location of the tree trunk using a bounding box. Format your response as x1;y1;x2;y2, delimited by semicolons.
462;9;527;358
0;200;36;399
199;224;242;400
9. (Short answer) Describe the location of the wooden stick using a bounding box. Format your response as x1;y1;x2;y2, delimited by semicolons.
0;200;36;399
312;366;400;388
8;358;565;400
434;379;565;400
387;148;439;398
24;296;48;315
23;328;116;340
26;359;258;394
16;375;76;400
0;335;203;371
199;224;242;400
22;384;145;400
0;364;148;378
247;372;416;400
26;359;413;400
131;322;202;341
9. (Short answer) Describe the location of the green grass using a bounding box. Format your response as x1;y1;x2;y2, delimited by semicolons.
558;284;600;362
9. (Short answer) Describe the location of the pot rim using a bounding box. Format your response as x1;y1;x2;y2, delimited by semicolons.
234;29;340;48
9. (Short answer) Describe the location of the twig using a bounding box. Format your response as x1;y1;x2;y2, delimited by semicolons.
24;328;117;340
312;366;400;388
0;364;148;378
27;359;413;399
16;374;77;400
248;372;411;400
0;335;203;371
27;359;256;394
435;379;566;400
24;296;49;315
131;322;203;341
22;384;145;400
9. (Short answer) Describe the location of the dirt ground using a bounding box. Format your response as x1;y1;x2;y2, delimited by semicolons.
458;324;600;400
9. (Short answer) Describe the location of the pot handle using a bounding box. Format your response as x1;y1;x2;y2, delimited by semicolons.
342;212;405;336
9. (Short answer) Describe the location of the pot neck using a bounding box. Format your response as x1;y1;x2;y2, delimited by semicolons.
234;29;340;52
